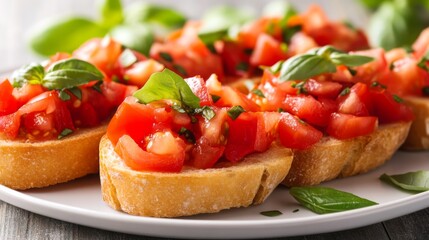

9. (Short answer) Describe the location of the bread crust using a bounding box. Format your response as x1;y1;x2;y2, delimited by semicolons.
99;136;293;217
0;124;107;190
282;122;412;187
401;97;429;150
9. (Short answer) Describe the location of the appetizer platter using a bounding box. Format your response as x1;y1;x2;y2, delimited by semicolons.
1;1;429;238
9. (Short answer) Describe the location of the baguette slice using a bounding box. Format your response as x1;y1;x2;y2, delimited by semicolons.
0;124;107;190
401;97;429;150
283;122;411;187
99;135;293;218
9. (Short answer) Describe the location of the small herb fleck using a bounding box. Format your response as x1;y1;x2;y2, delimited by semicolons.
211;95;221;103
340;87;351;96
393;95;404;103
159;52;173;62
236;62;249;72
178;127;196;144
348;67;357;76
69;87;82;100
292;81;307;94
422;86;429;96
227;105;245;120
277;108;284;113
58;128;73;139
293;209;299;213
174;64;188;76
251;89;265;98
92;81;103;93
59;89;71;101
371;81;387;89
260;210;283;217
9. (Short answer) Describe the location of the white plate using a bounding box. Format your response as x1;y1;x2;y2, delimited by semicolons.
1;151;429;239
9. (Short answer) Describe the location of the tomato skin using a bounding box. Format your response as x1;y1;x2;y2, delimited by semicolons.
351;48;389;84
304;79;343;99
326;113;378;140
388;57;429;97
282;95;335;127
189;139;225;169
0;113;20;139
12;83;45;107
369;87;414;124
215;41;253;78
237;18;283;49
250;33;288;67
0;79;19;116
115;134;185;173
277;112;323;150
185;76;213;106
337;82;372;116
122;59;165;88
412;27;429;59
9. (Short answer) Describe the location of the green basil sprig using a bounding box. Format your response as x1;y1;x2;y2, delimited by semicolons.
289;186;378;214
12;58;103;90
380;171;429;192
273;46;374;81
133;69;200;109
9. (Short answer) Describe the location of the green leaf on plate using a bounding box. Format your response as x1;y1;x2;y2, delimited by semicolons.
380;171;429;192
289;186;378;214
97;0;124;28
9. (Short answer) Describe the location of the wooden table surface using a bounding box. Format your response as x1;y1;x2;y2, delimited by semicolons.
1;1;429;239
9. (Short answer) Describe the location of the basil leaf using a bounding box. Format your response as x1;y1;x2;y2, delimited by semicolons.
11;63;45;88
380;171;429;192
118;48;138;68
368;1;423;50
69;87;83;100
262;0;297;18
29;17;107;56
59;90;71;101
43;59;104;89
178;127;196;144
58;128;73;139
279;54;337;81
124;3;186;29
110;24;154;56
289;186;378;214
98;0;123;28
198;6;254;45
330;52;374;67
194;106;216;121
260;210;283;217
133;69;200;109
252;89;265;98
227;106;245;120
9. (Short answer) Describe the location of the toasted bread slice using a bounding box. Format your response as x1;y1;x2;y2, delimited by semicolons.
99;135;293;218
0;124;107;190
401;97;429;150
283;122;411;187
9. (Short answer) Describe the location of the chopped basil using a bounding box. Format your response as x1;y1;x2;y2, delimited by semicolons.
92;81;103;93
260;210;283;217
277;108;284;113
277;46;373;81
422;86;429;96
58;128;73;139
178;127;196;144
347;67;357;76
173;64;188;76
119;48;138;68
195;106;216;121
289;186;377;214
227;106;245;120
59;90;71;101
291;81;307;94
251;89;265;98
380;171;429;192
211;94;221;103
393;94;404;103
417;51;429;72
159;52;173;62
371;81;387;89
236;62;249;72
340;87;351;96
133;69;200;109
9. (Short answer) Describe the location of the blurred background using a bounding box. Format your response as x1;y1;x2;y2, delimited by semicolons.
0;0;368;72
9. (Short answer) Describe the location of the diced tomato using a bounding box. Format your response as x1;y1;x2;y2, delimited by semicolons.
122;59;165;88
12;83;45;107
73;37;122;77
23;112;55;134
107;97;173;146
388;57;429;96
337;82;372;116
326;113;377;140
215;41;253;78
385;48;408;65
115;134;186;172
304;79;343;99
69;102;100;128
412;27;429;59
237;17;283;49
288;32;319;55
101;81;138;107
150;22;224;80
250;33;288;67
224;112;277;162
351;48;389;84
190;138;225;169
282;94;335;127
369;87;414;124
0;113;20;139
0;79;19;116
185;76;213;106
277;112;323;150
206;75;260;111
